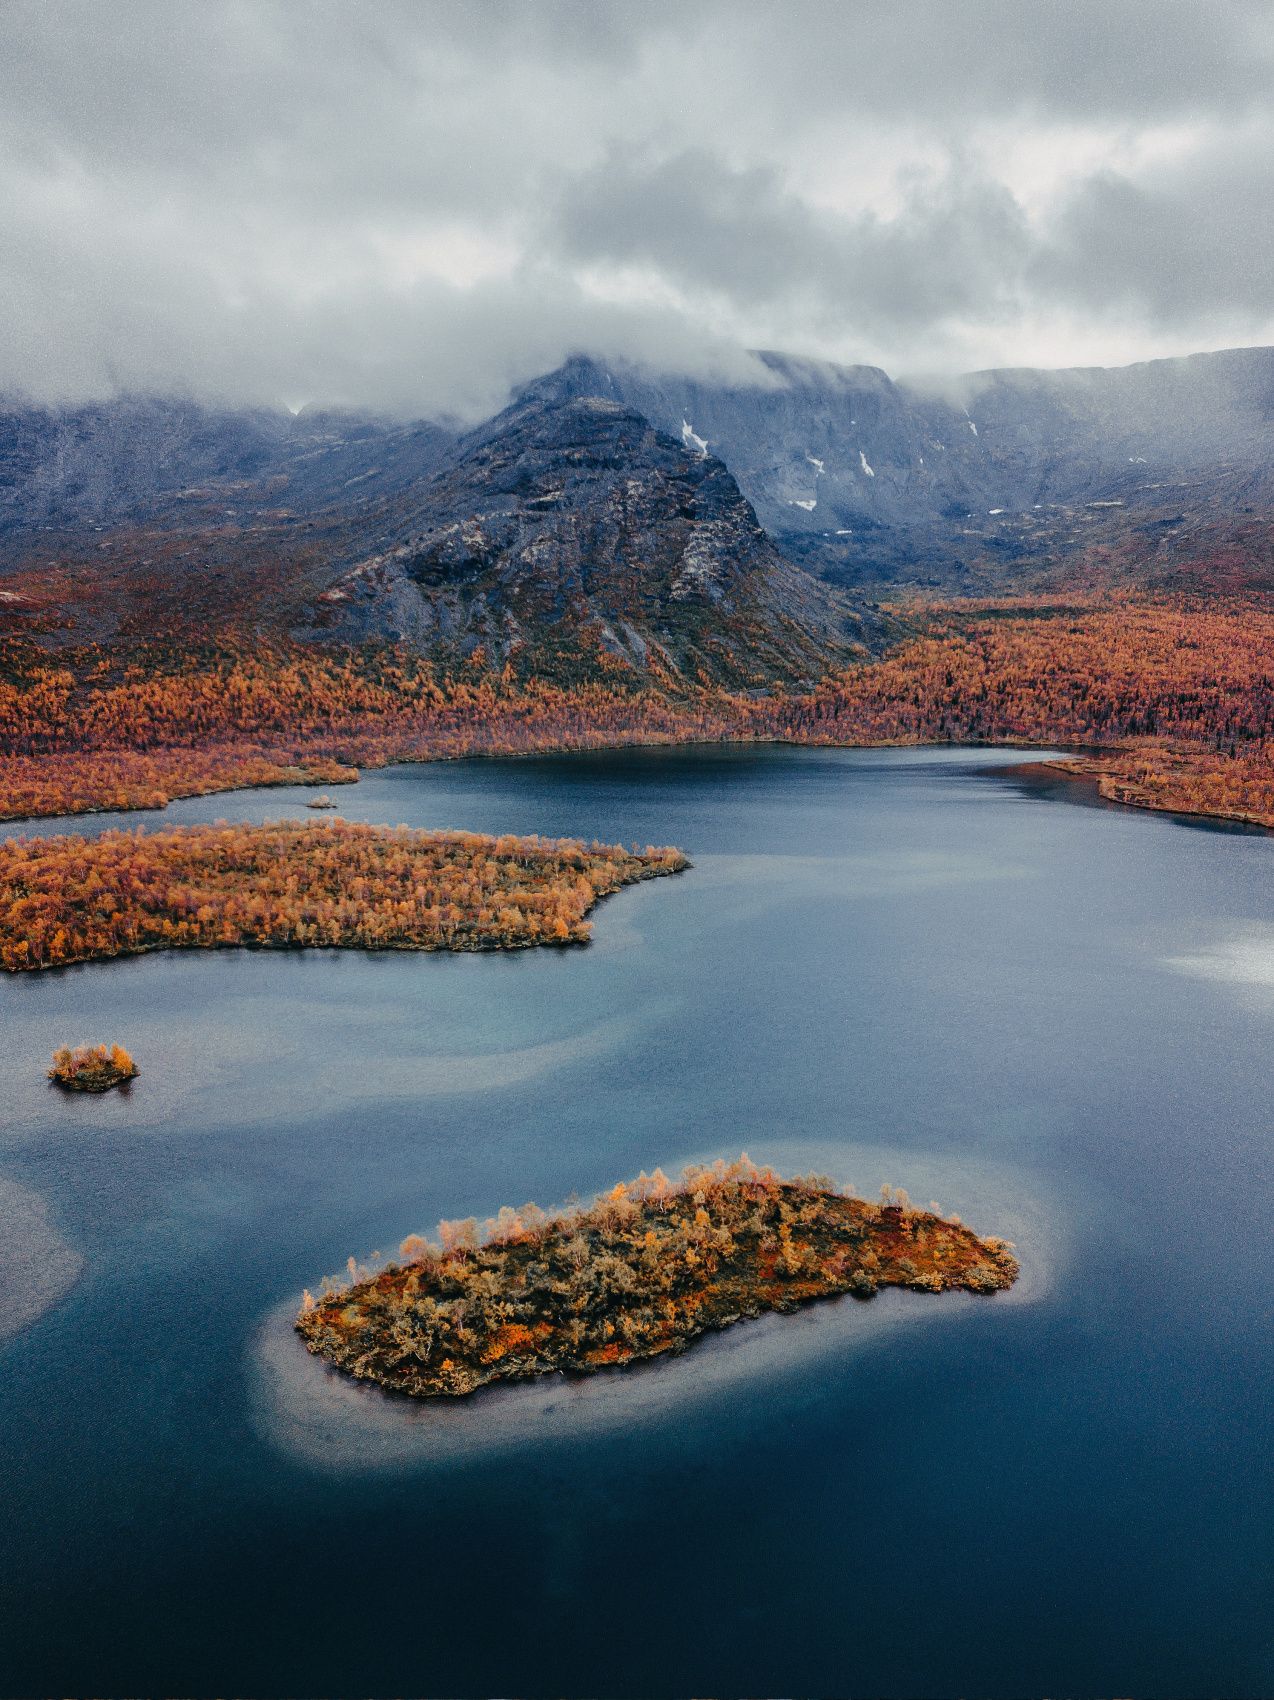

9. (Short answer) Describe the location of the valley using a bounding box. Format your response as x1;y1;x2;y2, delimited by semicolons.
3;592;1272;832
3;345;1272;836
10;6;1274;1693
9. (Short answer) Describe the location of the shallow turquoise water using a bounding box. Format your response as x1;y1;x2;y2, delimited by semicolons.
2;746;1271;1696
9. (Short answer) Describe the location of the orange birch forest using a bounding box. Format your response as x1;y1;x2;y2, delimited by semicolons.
0;819;688;971
296;1158;1019;1399
2;595;1274;828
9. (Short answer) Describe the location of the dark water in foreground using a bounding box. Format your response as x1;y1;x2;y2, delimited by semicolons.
1;746;1271;1698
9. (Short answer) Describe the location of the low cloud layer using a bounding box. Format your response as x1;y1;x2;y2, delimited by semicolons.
4;0;1273;416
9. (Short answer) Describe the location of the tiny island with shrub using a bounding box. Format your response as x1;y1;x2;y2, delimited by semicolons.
0;819;688;971
48;1043;138;1092
296;1159;1019;1399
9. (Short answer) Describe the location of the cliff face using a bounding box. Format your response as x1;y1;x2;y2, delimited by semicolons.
300;392;879;688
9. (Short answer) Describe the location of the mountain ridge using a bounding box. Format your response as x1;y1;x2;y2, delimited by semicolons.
3;341;1273;603
529;345;1274;587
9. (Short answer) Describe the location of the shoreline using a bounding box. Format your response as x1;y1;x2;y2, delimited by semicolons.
5;733;1271;840
1016;756;1274;836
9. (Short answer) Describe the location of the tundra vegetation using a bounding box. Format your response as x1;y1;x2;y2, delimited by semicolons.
295;1159;1020;1398
48;1043;138;1092
3;595;1274;829
0;820;688;971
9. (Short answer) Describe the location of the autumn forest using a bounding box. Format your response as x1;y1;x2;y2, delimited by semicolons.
0;819;688;972
296;1158;1020;1399
3;593;1274;833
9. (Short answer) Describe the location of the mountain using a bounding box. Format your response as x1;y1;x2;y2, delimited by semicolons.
0;387;877;689
4;342;1273;615
0;395;455;556
296;391;874;687
528;346;1274;588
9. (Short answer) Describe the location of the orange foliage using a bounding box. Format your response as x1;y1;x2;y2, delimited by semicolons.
767;597;1274;827
1055;749;1274;826
0;639;742;820
777;598;1274;750
296;1158;1019;1398
0;819;688;971
3;595;1274;829
48;1042;138;1090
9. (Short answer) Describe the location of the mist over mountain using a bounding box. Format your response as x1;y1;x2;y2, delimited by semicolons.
0;397;454;544
4;342;1273;603
530;345;1274;586
294;389;870;686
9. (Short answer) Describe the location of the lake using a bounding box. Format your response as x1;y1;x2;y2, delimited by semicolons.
1;745;1271;1697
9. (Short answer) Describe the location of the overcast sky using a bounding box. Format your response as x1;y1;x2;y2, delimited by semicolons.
4;0;1274;416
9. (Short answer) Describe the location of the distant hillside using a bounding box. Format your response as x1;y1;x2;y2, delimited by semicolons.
0;395;454;554
529;346;1274;589
3;341;1273;609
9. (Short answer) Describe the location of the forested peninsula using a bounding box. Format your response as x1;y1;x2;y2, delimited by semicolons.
0;819;687;971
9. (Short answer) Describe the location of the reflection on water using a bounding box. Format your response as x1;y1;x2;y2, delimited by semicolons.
1;746;1271;1698
705;846;1032;893
1164;923;1274;997
256;1286;986;1471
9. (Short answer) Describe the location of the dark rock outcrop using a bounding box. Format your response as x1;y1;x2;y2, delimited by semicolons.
301;392;875;687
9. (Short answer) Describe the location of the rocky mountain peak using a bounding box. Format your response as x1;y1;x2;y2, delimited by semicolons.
302;388;872;687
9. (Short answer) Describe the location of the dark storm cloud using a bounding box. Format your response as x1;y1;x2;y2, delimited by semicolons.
2;0;1272;414
552;150;1034;334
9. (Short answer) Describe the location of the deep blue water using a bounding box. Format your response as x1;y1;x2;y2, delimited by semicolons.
1;745;1271;1698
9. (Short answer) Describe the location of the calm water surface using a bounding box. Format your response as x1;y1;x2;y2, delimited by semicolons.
1;746;1271;1697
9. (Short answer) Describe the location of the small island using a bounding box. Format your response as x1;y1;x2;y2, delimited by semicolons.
48;1043;139;1092
296;1159;1019;1398
305;794;338;809
0;820;689;971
